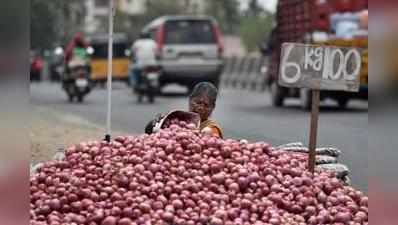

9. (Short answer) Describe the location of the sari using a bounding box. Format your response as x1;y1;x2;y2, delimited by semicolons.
200;119;223;138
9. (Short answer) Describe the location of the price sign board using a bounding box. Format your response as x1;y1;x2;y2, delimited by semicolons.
278;43;361;92
278;42;362;173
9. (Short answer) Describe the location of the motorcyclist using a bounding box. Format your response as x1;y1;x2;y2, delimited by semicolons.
65;33;89;64
62;33;92;102
64;33;91;78
30;51;44;81
130;32;158;87
145;82;223;138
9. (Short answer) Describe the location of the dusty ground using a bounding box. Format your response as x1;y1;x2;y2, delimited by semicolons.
30;106;127;165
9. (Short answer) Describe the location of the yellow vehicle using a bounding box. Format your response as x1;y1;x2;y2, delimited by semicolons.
88;33;131;85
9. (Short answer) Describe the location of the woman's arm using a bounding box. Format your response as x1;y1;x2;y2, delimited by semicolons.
201;126;222;138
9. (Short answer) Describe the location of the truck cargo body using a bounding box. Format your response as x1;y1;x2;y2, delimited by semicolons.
268;0;368;109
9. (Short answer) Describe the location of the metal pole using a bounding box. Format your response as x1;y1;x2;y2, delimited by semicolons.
105;0;114;142
308;89;320;173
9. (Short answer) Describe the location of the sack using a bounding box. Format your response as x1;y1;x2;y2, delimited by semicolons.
316;147;341;157
276;146;341;158
317;163;350;179
316;155;338;165
276;142;304;149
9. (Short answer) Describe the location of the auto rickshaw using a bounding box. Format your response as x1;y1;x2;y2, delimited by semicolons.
88;33;131;86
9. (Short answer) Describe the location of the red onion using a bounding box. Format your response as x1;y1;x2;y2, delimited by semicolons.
30;119;367;224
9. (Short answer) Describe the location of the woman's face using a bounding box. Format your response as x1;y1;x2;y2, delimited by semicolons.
189;96;214;121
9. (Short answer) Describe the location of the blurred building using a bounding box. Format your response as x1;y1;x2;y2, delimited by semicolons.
83;0;209;34
84;0;146;33
115;0;206;16
179;0;207;14
116;0;147;15
84;0;107;33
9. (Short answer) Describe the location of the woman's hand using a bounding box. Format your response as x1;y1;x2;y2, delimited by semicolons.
201;126;221;138
201;127;213;134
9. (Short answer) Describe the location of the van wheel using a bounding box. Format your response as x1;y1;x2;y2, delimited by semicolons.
77;95;84;103
137;94;143;103
337;98;349;109
68;94;74;102
148;94;155;103
271;82;284;107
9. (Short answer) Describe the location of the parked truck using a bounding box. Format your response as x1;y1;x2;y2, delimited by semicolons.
267;0;368;109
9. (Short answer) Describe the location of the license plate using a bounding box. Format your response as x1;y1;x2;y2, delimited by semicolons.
76;79;88;87
56;67;64;74
147;73;159;86
147;72;159;80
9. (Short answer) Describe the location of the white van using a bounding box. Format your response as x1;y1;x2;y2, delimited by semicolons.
142;15;225;91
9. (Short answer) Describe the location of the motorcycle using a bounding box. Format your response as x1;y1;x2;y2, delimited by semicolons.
30;56;44;82
62;58;92;103
134;65;161;103
50;62;64;82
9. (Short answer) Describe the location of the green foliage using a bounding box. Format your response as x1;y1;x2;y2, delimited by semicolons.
145;0;185;18
114;10;133;34
247;0;262;17
239;14;274;52
1;1;27;45
204;0;240;34
31;0;86;51
31;0;61;50
60;0;87;45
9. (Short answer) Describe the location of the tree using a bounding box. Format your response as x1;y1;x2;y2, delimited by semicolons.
31;0;86;51
247;0;262;17
205;0;240;34
145;0;185;18
59;0;87;46
239;13;274;52
31;0;62;50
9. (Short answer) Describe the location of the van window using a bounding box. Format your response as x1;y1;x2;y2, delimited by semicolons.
148;28;158;40
164;20;216;44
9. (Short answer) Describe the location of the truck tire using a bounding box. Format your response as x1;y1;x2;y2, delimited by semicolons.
300;89;312;111
271;82;284;107
77;95;84;103
68;94;74;103
137;94;143;103
148;94;155;103
337;97;349;109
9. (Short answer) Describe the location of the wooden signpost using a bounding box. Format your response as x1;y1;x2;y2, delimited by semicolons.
278;43;362;173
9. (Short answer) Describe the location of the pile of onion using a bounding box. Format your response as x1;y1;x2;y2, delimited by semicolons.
30;120;368;225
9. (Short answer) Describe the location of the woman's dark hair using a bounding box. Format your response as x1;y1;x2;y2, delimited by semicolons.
189;82;218;107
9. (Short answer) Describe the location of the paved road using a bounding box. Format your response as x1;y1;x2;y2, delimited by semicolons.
30;82;368;192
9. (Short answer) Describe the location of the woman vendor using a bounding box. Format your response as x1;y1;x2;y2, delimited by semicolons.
145;82;223;138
